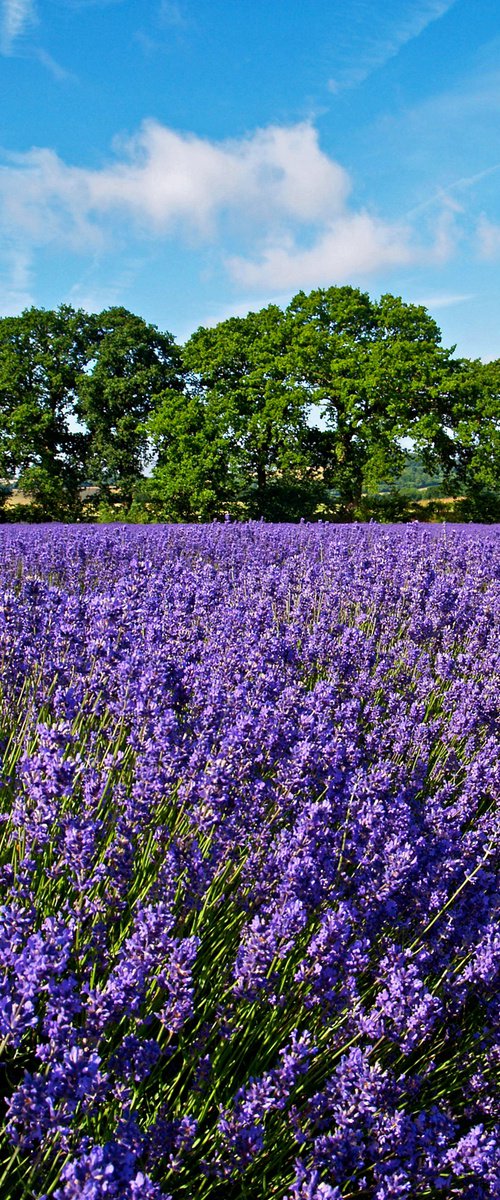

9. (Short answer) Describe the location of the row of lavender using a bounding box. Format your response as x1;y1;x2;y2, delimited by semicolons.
0;522;498;1199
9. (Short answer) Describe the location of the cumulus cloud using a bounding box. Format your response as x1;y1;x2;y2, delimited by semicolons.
0;120;350;241
0;146;103;250
226;214;414;291
0;117;453;293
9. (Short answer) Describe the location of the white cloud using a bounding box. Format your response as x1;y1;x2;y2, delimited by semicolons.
327;0;457;92
0;146;105;250
0;117;458;296
0;120;350;243
158;0;187;28
226;214;414;291
35;46;76;81
1;0;36;52
91;121;350;233
430;202;462;264
414;292;474;310
477;215;500;260
0;244;34;314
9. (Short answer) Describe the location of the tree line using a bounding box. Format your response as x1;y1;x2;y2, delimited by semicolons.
0;287;498;523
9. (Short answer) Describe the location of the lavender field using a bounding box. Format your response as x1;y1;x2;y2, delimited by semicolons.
0;522;498;1199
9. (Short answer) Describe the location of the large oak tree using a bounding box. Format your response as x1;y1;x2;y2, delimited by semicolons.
0;305;92;519
286;286;462;513
78;307;184;511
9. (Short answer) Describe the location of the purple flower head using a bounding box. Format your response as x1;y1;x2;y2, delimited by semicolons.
234;899;307;1000
0;521;499;1198
445;1124;500;1193
361;946;442;1052
54;1140;170;1199
217;1031;315;1171
285;1164;342;1199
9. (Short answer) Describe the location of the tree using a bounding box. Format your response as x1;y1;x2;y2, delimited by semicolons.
181;305;321;519
0;289;494;526
439;357;500;520
0;306;92;520
145;388;234;522
286;286;459;515
77;308;183;511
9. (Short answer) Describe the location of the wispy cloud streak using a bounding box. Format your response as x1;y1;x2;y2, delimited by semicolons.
476;216;500;261
328;0;458;92
0;242;33;313
1;0;37;53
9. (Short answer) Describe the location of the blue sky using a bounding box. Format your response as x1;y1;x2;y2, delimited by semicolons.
1;0;500;360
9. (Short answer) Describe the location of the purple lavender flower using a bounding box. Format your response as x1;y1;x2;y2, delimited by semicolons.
0;521;498;1198
54;1139;171;1199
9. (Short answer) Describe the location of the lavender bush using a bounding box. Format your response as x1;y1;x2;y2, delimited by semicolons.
0;521;498;1199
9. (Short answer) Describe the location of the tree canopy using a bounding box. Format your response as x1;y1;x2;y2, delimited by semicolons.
78;307;184;509
285;287;462;510
0;305;91;519
0;288;498;523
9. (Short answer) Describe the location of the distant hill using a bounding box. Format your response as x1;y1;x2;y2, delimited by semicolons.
378;453;444;498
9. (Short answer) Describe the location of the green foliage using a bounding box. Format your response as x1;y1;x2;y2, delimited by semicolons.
11;466;83;522
391;452;444;496
78;307;184;511
446;358;500;506
145;388;235;521
453;487;500;523
179;304;322;520
0;290;498;523
286;286;459;512
354;489;416;523
0;305;92;519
